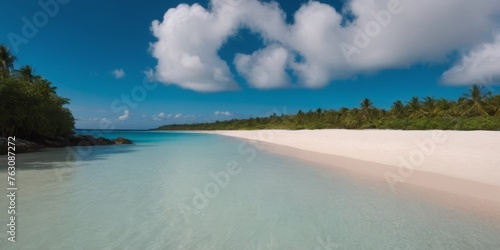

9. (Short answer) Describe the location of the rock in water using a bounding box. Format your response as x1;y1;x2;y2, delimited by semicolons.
113;137;133;145
0;135;133;155
95;137;114;145
18;139;45;153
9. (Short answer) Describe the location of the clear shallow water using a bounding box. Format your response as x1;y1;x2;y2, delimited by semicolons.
0;131;499;249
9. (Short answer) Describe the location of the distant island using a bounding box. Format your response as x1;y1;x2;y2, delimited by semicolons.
0;44;131;154
158;85;500;131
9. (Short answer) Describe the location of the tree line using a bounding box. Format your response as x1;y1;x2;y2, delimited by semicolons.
0;44;75;138
158;85;500;131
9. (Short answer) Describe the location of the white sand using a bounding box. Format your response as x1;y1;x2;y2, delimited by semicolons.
205;130;500;203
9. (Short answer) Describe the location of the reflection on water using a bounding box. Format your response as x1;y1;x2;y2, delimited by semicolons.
0;131;499;249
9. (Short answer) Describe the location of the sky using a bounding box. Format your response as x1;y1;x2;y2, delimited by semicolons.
1;0;499;129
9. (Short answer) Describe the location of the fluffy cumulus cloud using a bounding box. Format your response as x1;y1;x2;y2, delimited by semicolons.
149;0;500;91
149;3;241;92
118;110;130;121
112;69;126;79
442;34;500;85
235;45;290;88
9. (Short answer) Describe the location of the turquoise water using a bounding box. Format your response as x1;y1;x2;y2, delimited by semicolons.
1;131;500;249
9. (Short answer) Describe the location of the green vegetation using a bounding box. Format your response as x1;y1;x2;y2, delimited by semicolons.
0;44;75;138
158;85;500;131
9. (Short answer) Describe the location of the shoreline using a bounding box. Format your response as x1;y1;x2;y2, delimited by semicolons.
202;129;500;215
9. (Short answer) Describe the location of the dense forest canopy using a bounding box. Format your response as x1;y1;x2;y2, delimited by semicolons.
0;44;75;138
158;86;500;131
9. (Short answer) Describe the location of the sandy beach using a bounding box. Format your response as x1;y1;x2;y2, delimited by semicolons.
207;130;500;205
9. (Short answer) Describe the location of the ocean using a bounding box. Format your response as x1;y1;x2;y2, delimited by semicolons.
0;131;499;249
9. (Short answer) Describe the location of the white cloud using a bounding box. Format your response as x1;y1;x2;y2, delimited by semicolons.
235;45;290;88
152;112;197;121
149;3;241;92
153;112;172;121
112;69;126;79
150;0;500;91
118;110;130;121
442;34;500;85
214;110;231;116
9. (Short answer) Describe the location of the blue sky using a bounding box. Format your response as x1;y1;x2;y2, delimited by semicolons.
1;0;499;129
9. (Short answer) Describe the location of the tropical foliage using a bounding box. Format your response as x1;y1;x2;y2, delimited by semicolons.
0;44;74;138
159;85;500;131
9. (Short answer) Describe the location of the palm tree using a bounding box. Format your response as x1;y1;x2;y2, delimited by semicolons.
0;44;16;78
342;108;361;129
462;85;491;116
339;107;349;116
488;95;500;116
360;98;374;120
455;97;468;116
436;98;460;117
38;78;58;95
316;108;322;116
390;100;406;118
421;96;438;117
406;97;421;118
17;65;39;82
